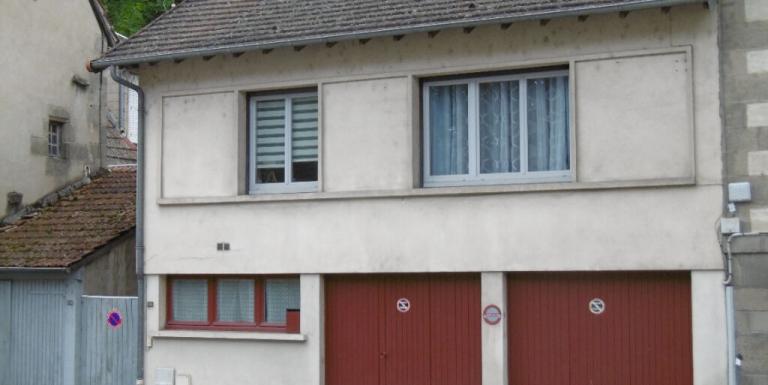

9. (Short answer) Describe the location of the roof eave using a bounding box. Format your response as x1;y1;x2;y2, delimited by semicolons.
0;228;136;274
88;0;707;71
0;267;70;274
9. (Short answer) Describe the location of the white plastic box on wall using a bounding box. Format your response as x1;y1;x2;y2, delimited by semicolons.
721;217;741;234
728;182;752;202
155;368;175;385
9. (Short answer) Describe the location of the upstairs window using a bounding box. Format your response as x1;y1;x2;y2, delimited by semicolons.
423;70;570;187
167;276;300;332
48;120;63;157
249;91;318;193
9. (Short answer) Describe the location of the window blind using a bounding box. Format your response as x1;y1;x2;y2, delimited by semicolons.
255;99;286;169
291;96;318;164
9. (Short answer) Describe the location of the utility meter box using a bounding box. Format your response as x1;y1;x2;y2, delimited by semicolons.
155;368;175;385
721;217;741;234
728;182;752;202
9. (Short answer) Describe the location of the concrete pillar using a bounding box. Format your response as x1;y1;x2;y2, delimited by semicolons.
481;272;507;385
691;271;727;385
301;274;324;385
145;275;162;347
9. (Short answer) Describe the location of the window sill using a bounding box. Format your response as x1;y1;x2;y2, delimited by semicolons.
157;177;695;206
149;329;306;343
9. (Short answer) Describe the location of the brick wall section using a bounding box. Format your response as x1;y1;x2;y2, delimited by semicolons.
723;1;768;384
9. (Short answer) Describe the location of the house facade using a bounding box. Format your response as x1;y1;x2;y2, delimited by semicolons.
0;0;137;218
91;1;726;385
0;0;103;215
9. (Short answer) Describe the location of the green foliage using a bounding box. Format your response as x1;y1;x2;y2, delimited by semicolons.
100;0;175;36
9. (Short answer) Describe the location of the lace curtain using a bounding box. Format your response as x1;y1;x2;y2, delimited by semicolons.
428;75;568;176
217;279;255;322
480;81;520;173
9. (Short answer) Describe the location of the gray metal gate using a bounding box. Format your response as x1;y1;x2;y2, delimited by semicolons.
4;280;68;385
79;295;138;385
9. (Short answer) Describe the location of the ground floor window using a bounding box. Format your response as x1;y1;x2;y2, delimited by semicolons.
166;276;300;332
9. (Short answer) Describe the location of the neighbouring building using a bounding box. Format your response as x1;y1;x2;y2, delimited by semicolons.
0;0;137;219
719;0;768;384
89;1;727;385
0;166;137;385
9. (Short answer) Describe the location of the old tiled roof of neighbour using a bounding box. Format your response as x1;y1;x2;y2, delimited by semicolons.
92;0;702;68
0;167;135;269
106;127;138;165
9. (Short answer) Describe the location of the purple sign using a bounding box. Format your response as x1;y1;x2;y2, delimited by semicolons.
107;309;123;329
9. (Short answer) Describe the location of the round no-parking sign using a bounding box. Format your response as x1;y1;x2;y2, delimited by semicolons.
483;305;503;325
107;308;123;329
396;298;411;313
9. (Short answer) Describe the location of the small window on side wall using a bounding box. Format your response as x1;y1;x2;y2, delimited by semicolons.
249;91;318;193
423;69;571;187
48;120;63;158
167;276;300;332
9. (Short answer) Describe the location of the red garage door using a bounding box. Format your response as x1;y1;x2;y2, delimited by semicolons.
326;274;481;385
507;272;692;385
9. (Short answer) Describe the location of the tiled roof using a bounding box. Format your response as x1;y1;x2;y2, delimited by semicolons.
106;127;137;165
92;0;701;68
0;167;136;268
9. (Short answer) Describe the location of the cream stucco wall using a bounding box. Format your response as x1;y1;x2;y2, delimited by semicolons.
140;5;721;274
0;0;104;212
137;4;724;385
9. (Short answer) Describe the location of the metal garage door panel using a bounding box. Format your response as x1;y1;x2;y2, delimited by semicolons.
381;276;431;385
0;281;10;385
507;272;692;385
8;280;67;385
326;274;481;385
325;276;382;385
429;275;482;385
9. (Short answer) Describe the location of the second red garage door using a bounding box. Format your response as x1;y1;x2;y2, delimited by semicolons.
507;272;693;385
326;274;481;385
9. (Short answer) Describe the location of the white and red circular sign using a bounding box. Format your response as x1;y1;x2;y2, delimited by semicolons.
482;304;503;325
589;298;605;315
396;298;411;313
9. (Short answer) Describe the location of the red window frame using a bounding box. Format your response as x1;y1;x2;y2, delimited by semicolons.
166;275;300;332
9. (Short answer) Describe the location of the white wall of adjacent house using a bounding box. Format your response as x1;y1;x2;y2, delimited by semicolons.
136;4;725;385
127;76;139;143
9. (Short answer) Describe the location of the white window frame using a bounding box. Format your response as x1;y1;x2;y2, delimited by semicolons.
423;69;572;187
48;120;63;158
249;92;318;194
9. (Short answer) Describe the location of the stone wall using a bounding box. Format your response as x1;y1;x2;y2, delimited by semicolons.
722;0;768;383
